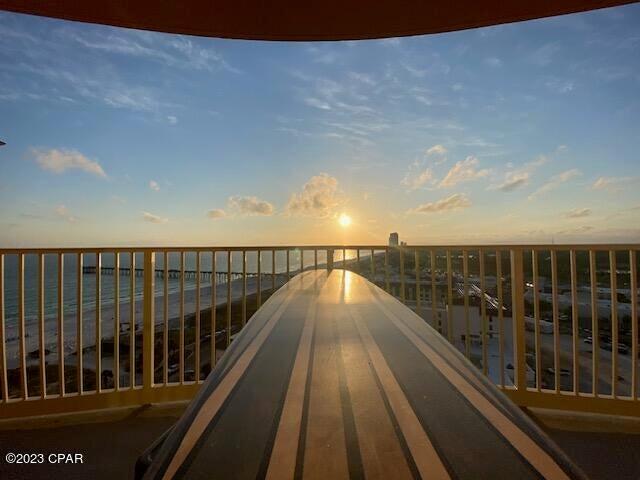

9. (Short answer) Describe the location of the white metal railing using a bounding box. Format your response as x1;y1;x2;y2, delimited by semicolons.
0;244;638;419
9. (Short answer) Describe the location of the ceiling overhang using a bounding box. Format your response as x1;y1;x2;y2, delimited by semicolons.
0;1;637;41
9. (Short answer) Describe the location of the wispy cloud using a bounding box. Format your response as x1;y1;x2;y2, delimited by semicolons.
55;205;77;223
591;176;638;192
149;180;160;191
484;57;502;67
62;29;239;74
30;148;107;177
489;172;530;192
528;43;560;67
228;196;274;216
528;169;581;200
142;211;168;224
438;157;489;188
408;193;472;214
402;168;434;191
285;173;342;218
565;208;592;218
426;144;447;156
207;209;226;219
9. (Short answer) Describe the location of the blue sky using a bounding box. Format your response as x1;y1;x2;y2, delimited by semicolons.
0;5;639;247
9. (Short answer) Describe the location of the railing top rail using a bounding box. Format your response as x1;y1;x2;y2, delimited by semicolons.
0;243;639;254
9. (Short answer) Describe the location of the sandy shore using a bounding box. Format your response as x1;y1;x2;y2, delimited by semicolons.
6;274;289;370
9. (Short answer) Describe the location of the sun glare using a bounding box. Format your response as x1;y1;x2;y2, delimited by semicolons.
338;213;352;228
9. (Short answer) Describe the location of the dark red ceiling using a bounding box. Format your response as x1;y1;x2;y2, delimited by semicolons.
0;1;636;41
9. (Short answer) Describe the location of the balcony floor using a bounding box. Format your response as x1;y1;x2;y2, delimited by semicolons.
0;406;638;480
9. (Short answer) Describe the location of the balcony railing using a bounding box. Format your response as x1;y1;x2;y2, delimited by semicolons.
0;244;638;419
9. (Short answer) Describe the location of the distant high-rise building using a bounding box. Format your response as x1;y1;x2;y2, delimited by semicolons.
389;232;399;246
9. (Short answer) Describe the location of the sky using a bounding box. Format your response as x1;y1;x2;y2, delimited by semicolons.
0;5;639;247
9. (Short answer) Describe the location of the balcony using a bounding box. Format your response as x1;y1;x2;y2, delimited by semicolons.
0;244;638;478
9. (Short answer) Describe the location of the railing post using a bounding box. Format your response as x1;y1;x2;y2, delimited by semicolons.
510;249;526;391
143;250;155;397
327;249;334;271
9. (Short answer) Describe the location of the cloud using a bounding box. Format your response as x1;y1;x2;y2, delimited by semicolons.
545;78;575;94
228;196;274;216
304;97;331;110
142;211;168;224
528;169;581;200
565;208;592;218
30;148;106;177
408;193;472;214
167;115;178;124
484;57;502;67
426;144;447;156
149;180;160;191
490;172;530;192
529;43;560;67
55;205;77;223
285;173;342;217
438;156;489;188
402;168;434;191
207;209;226;219
65;29;238;74
591;176;637;192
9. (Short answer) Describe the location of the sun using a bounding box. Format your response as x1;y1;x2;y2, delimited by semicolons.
338;213;352;228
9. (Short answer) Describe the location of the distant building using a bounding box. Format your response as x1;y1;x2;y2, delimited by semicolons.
389;232;399;247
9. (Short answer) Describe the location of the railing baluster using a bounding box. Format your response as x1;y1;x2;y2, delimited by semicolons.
0;254;7;401
257;250;262;308
480;249;488;376
286;249;290;281
370;249;375;280
164;252;169;384
18;253;27;399
510;249;526;391
631;250;638;401
179;251;185;383
196;251;201;381
77;253;83;394
142;251;155;393
570;250;580;396
356;249;360;275
384;248;390;293
496;251;505;388
610;250;618;398
96;252;101;393
130;252;136;388
314;249;318;271
39;254;46;398
415;249;421;319
211;251;217;370
271;249;275;294
589;250;599;397
242;250;247;327
400;247;405;303
430;250;437;331
226;251;232;348
463;250;470;358
532;251;542;391
114;252;119;391
551;250;560;393
300;249;304;274
446;250;453;342
58;253;65;396
343;248;346;270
